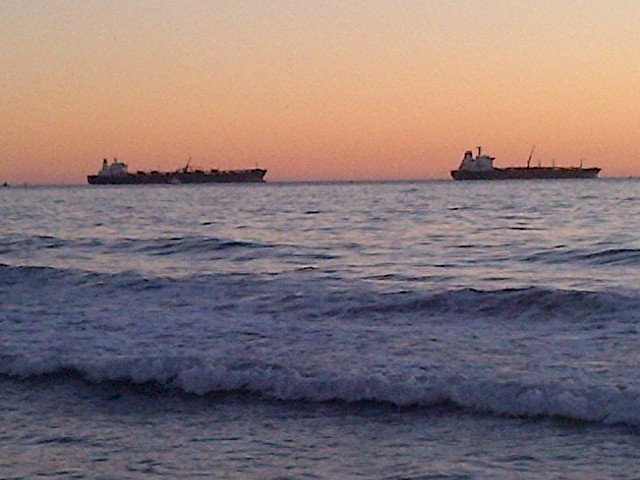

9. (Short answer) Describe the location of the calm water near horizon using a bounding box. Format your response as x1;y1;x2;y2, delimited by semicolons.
2;178;640;478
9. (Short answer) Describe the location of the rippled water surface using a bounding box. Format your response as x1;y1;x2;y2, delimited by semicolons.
2;179;640;479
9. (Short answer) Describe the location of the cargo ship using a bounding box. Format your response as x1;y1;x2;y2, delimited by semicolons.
88;159;267;185
451;147;600;180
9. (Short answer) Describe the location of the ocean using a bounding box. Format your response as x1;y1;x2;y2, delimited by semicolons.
2;179;640;479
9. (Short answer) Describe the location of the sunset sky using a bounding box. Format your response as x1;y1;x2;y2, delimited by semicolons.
1;0;639;184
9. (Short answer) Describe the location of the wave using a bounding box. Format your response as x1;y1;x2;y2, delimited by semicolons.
0;233;272;257
118;236;268;256
0;234;102;251
577;248;640;265
2;354;640;427
2;263;639;322
3;264;640;426
344;287;640;322
524;247;640;267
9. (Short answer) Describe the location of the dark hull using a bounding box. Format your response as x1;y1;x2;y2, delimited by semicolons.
88;169;267;185
451;167;600;181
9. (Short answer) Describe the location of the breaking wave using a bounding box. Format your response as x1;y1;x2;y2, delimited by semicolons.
3;261;640;428
2;355;640;427
1;263;639;322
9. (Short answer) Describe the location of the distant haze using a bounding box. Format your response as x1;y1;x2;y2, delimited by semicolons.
1;0;639;184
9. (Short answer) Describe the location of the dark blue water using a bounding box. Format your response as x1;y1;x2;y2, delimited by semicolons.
2;180;640;478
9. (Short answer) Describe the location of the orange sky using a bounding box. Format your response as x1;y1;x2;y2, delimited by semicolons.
1;0;639;184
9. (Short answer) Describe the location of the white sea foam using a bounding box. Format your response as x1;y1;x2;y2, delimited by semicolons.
3;263;640;429
3;353;640;425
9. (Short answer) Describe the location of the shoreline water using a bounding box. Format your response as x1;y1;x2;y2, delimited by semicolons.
2;180;640;478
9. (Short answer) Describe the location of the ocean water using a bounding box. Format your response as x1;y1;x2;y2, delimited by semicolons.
2;179;640;479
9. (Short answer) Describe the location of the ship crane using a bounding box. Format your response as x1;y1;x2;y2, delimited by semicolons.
527;145;535;169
